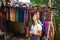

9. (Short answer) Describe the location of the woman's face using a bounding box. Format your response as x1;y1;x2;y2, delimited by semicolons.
32;14;37;22
37;12;40;19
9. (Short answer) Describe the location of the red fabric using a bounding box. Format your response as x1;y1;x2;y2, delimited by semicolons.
46;13;51;20
24;10;28;22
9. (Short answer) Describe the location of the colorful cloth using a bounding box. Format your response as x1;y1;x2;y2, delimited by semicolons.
44;21;49;32
10;8;15;22
18;8;24;22
46;13;51;21
43;21;49;36
24;10;28;22
15;7;19;22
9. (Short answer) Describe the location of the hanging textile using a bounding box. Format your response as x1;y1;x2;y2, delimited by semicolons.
40;12;45;21
26;11;28;22
44;21;49;34
15;7;19;22
43;21;50;40
46;12;51;21
46;22;51;40
18;8;24;22
15;7;28;22
24;10;28;22
10;8;15;22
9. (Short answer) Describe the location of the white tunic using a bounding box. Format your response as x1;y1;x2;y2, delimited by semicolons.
31;24;42;35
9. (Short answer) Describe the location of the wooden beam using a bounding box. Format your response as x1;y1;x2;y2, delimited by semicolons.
29;6;57;13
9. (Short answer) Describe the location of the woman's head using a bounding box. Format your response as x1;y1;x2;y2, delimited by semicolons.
32;14;37;23
35;11;40;19
36;11;40;19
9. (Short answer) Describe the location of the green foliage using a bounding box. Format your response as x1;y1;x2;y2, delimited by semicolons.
52;0;60;8
30;0;48;6
30;0;40;5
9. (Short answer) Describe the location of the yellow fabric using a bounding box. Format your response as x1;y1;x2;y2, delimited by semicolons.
10;8;15;22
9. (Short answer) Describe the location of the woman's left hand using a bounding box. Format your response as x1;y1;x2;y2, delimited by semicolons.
29;31;33;37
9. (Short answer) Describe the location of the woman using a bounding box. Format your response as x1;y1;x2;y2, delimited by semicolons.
29;14;42;40
36;11;43;26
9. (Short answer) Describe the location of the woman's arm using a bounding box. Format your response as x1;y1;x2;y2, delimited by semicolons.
35;30;42;36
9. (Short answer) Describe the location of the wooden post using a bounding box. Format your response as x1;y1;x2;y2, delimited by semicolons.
48;0;52;7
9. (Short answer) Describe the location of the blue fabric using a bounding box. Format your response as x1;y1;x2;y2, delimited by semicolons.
40;12;45;21
41;21;44;24
38;20;43;26
44;29;48;35
15;7;24;22
18;8;24;22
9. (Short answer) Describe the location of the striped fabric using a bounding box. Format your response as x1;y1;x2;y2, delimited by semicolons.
24;10;28;22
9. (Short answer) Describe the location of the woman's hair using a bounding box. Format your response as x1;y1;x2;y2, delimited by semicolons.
34;11;39;14
32;11;39;25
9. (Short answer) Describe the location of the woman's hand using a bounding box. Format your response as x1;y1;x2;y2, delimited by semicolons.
29;31;33;37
